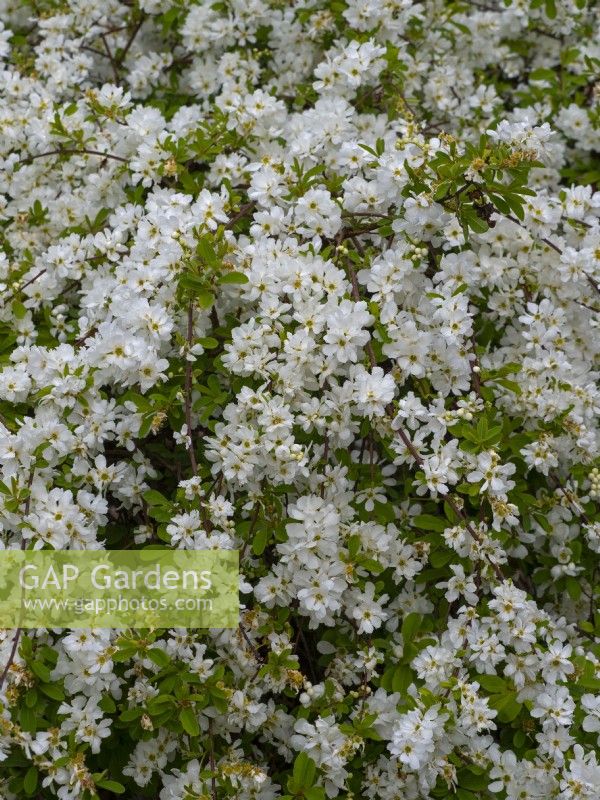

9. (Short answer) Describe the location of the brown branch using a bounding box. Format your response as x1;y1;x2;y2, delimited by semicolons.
224;201;256;230
74;325;98;347
507;214;563;255
573;298;600;313
240;504;260;560
80;44;107;59
0;627;22;691
208;719;217;800
116;15;145;67
341;211;391;219
182;303;212;527
20;149;128;165
0;469;35;691
238;621;262;663
343;246;505;581
470;335;483;398
1;268;46;306
184;301;198;477
505;214;600;297
100;33;120;84
344;249;378;369
549;473;591;525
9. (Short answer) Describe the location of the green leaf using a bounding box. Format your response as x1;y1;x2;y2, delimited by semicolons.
197;237;218;265
391;664;413;693
30;660;51;682
401;613;422;641
179;273;206;292
219;271;248;284
25;689;38;708
458;769;489;791
477;674;506;693
489;692;522;722
197;290;215;309
429;548;453;567
147;694;176;714
23;767;38;795
96;779;126;794
199;337;219;348
120;707;143;722
488;193;512;215
513;729;527;748
143;489;170;506
147;648;171;668
180;706;200;736
292;751;316;790
252;524;269;556
462;209;489;234
19;705;37;732
529;68;557;83
455;482;480;496
98;694;116;713
39;682;64;701
148;505;173;522
503;193;526;220
12;300;27;319
305;788;326;800
494;378;522;395
566;576;581;600
413;514;447;533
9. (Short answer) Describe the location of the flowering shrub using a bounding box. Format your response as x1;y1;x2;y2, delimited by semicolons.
1;0;600;798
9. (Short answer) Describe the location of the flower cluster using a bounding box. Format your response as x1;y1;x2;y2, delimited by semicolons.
0;0;599;799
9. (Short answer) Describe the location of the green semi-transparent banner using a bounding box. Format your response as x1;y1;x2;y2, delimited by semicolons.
0;550;239;628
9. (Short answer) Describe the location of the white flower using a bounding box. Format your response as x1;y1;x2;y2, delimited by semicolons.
436;564;478;605
346;581;389;634
541;642;574;685
467;451;515;497
323;300;374;363
582;694;600;737
531;687;575;727
389;705;447;770
352;365;396;417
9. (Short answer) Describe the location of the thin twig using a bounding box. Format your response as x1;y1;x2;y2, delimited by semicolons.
0;627;22;691
208;719;217;800
549;474;591;525
505;214;600;297
345;249;378;368
1;268;46;306
224;201;256;229
239;621;262;663
20;149;128;165
184;301;198;476
240;504;260;560
0;469;35;691
344;244;505;581
470;334;483;398
74;325;98;347
116;15;145;67
100;33;120;83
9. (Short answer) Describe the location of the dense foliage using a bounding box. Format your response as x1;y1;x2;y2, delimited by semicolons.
1;0;600;798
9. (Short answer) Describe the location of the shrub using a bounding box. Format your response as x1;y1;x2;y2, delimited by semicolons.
0;0;599;799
